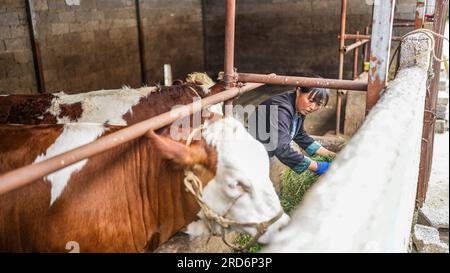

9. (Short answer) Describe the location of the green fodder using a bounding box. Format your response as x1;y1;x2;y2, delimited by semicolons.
280;155;334;214
234;234;263;253
235;155;335;252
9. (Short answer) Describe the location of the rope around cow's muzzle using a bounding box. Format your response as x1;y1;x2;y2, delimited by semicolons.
183;169;284;252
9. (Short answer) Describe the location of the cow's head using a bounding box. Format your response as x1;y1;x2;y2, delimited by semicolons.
148;117;289;245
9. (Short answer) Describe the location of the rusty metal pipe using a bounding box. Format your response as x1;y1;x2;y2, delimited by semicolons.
237;73;368;91
393;22;415;27
344;39;370;55
363;26;370;64
224;0;236;87
341;34;402;41
338;0;347;80
353;31;360;80
414;0;426;29
366;0;396;113
337;0;347;135
394;18;415;23
0;82;265;195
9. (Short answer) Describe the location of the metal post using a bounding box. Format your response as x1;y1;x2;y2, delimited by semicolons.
336;0;347;135
353;31;360;80
414;0;427;29
417;0;448;207
163;64;173;86
366;0;396;114
224;0;236;88
363;26;370;64
201;0;208;73
393;22;416;27
25;0;45;93
135;0;147;85
224;0;237;116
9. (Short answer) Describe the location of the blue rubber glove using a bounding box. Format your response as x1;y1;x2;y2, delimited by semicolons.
314;161;330;175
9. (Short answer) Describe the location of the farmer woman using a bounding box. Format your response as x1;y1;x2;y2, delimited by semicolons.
248;85;336;180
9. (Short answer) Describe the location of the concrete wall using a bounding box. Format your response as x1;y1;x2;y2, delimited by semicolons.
264;32;432;252
0;0;205;94
33;0;141;93
1;0;419;97
0;0;37;94
140;0;204;84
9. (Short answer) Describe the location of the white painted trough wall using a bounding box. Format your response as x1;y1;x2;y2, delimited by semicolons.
264;33;433;253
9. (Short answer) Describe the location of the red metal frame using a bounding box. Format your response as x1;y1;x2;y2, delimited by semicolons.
366;0;396;113
414;0;427;29
236;73;367;91
224;0;236;88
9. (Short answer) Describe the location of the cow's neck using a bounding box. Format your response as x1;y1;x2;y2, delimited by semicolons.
141;131;217;252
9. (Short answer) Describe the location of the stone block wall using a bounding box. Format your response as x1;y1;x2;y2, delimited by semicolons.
1;0;419;95
203;0;418;80
139;0;204;84
1;0;205;94
0;0;36;94
33;0;141;93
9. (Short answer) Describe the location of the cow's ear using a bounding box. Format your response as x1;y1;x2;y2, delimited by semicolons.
146;130;208;167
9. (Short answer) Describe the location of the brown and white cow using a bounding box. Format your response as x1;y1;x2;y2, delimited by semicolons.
0;120;288;252
0;84;209;125
0;73;225;126
0;86;288;252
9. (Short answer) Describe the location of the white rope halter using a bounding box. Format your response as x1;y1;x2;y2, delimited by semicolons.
183;126;284;252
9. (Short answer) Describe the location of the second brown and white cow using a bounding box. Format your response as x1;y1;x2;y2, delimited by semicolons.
0;83;288;252
0;119;288;252
0;73;224;126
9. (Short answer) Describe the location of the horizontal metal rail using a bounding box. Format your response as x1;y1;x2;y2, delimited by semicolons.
343;39;370;54
236;73;368;91
0;82;264;196
340;33;402;41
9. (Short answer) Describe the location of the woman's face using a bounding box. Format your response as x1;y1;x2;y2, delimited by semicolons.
295;88;324;116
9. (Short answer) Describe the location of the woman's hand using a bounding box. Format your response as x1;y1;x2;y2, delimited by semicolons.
315;147;336;157
308;160;318;171
308;160;330;175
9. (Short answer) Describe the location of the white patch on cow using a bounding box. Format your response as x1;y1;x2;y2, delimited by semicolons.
207;103;224;116
46;86;158;125
34;124;106;206
186;118;289;243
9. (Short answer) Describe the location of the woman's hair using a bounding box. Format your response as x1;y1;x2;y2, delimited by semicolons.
299;86;330;106
295;72;330;106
